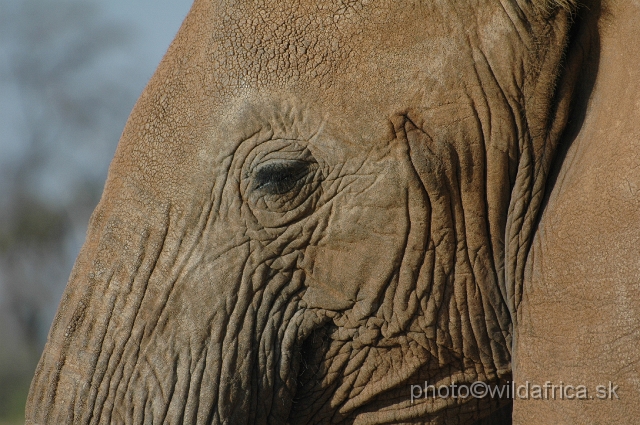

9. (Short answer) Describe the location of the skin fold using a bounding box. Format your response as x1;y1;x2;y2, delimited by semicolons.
26;0;638;423
513;0;640;423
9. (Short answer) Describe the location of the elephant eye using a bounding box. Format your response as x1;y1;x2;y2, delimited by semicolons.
253;160;311;195
242;143;322;227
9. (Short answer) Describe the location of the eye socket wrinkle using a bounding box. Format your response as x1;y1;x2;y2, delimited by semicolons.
253;160;311;195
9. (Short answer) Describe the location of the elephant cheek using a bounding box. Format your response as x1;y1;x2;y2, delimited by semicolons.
301;205;407;318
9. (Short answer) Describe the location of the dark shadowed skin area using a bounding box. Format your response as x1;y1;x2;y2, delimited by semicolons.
513;1;640;423
24;0;611;424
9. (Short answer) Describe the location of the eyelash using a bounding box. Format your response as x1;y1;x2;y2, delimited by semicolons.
253;161;311;195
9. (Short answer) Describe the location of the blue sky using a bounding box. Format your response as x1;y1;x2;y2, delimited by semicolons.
0;0;196;350
102;0;193;75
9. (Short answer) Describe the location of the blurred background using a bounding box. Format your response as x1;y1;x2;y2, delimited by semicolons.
0;0;192;422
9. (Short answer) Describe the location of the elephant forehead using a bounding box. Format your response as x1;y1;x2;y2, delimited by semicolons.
156;0;537;150
112;0;531;203
206;0;417;87
200;0;523;94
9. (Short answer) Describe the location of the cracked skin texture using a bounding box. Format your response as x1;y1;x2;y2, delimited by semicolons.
513;1;640;424
25;0;636;424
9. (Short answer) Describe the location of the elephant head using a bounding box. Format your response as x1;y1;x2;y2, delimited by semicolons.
27;0;639;424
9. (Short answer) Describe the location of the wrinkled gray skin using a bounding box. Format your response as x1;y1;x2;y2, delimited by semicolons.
26;0;640;424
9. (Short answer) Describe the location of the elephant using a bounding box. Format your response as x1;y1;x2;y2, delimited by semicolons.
25;0;640;423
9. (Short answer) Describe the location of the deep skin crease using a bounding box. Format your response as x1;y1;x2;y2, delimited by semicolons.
25;0;630;424
513;1;640;423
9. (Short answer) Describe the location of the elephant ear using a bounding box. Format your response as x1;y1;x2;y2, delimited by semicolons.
531;0;580;15
515;0;640;423
501;0;589;322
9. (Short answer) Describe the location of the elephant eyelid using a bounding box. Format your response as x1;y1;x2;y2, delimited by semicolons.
252;160;311;195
